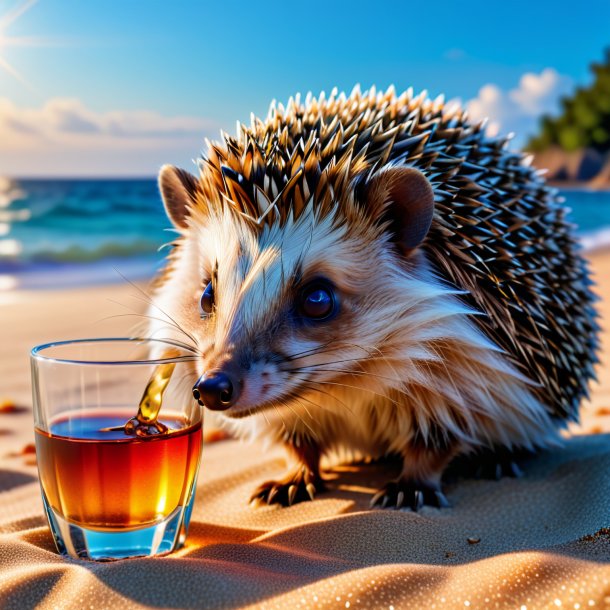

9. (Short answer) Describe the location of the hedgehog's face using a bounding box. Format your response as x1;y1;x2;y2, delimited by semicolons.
155;164;435;421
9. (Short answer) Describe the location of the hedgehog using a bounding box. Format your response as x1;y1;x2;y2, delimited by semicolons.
150;85;599;510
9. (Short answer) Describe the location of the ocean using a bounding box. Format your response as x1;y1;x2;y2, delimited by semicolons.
0;178;169;290
0;177;609;291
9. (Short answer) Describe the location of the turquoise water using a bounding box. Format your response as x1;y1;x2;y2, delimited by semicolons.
0;177;609;289
0;178;170;289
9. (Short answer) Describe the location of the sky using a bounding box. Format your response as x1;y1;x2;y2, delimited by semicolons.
0;0;609;177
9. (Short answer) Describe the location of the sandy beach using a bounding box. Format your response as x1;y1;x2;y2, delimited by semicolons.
0;251;609;608
1;250;609;444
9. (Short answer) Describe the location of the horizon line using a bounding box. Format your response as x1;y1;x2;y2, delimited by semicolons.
4;174;160;180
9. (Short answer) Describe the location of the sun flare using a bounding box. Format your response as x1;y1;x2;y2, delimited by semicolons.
0;0;45;91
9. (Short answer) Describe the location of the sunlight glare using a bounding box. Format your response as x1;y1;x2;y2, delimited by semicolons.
0;0;41;91
0;274;18;291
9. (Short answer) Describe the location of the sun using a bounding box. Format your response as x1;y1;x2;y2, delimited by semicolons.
0;0;46;91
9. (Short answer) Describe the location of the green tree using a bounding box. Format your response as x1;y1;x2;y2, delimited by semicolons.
528;49;610;153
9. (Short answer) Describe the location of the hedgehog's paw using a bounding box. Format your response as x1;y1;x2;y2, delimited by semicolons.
250;466;326;507
370;479;451;511
450;448;526;481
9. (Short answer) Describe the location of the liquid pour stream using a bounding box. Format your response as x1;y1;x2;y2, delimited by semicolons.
102;358;177;436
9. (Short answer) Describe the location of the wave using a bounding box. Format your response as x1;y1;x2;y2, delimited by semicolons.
0;255;161;290
580;228;610;252
30;239;163;263
30;199;162;220
5;228;610;267
17;232;610;267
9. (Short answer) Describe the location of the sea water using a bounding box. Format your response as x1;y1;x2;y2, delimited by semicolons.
0;178;169;289
1;177;609;290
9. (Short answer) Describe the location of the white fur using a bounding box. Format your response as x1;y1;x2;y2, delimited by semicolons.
150;201;561;470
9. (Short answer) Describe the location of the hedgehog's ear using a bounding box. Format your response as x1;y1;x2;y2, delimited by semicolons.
365;166;435;255
158;164;199;230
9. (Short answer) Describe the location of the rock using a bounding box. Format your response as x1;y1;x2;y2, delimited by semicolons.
589;155;610;189
531;146;606;183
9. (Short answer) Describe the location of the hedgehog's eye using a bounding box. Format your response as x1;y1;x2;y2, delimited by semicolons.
199;282;214;316
299;282;337;321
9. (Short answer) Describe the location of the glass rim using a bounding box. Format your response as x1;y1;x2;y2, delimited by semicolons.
30;337;197;366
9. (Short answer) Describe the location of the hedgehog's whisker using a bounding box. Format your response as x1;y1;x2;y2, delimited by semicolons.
97;311;199;354
102;300;198;349
120;293;200;350
260;404;271;426
284;341;384;365
281;399;319;441
284;340;337;361
114;309;198;353
271;400;289;435
288;364;404;386
146;326;199;351
167;369;201;419
284;354;396;372
296;367;420;401
291;375;402;407
357;343;404;384
289;394;315;422
296;388;357;418
304;368;502;422
111;268;200;348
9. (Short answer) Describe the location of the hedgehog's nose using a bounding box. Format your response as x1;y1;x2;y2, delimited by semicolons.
192;372;237;411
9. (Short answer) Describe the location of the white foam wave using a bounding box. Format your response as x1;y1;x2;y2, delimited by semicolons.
580;228;610;253
0;239;22;257
0;274;18;291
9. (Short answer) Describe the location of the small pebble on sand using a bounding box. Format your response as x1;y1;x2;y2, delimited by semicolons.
204;428;232;443
0;399;17;414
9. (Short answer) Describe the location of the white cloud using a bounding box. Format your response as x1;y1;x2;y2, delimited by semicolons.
466;68;573;146
0;72;574;176
0;97;218;176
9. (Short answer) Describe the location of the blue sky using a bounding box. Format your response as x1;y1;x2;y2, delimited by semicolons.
1;0;609;176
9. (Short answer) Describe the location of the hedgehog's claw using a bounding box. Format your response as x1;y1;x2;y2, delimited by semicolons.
370;479;450;511
475;458;523;480
445;448;528;482
250;467;325;507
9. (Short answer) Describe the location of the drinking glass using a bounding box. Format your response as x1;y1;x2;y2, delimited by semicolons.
31;337;202;561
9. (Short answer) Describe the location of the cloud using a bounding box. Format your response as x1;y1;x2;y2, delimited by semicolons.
466;68;573;146
443;48;467;61
0;97;218;176
0;71;574;176
0;97;215;138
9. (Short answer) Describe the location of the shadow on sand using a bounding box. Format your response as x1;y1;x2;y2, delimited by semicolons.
12;433;604;609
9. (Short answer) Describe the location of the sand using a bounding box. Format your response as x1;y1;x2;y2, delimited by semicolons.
0;253;609;609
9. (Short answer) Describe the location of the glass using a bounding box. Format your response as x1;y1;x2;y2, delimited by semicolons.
30;337;202;561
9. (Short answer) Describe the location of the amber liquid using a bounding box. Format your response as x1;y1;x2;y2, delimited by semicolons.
35;409;202;531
